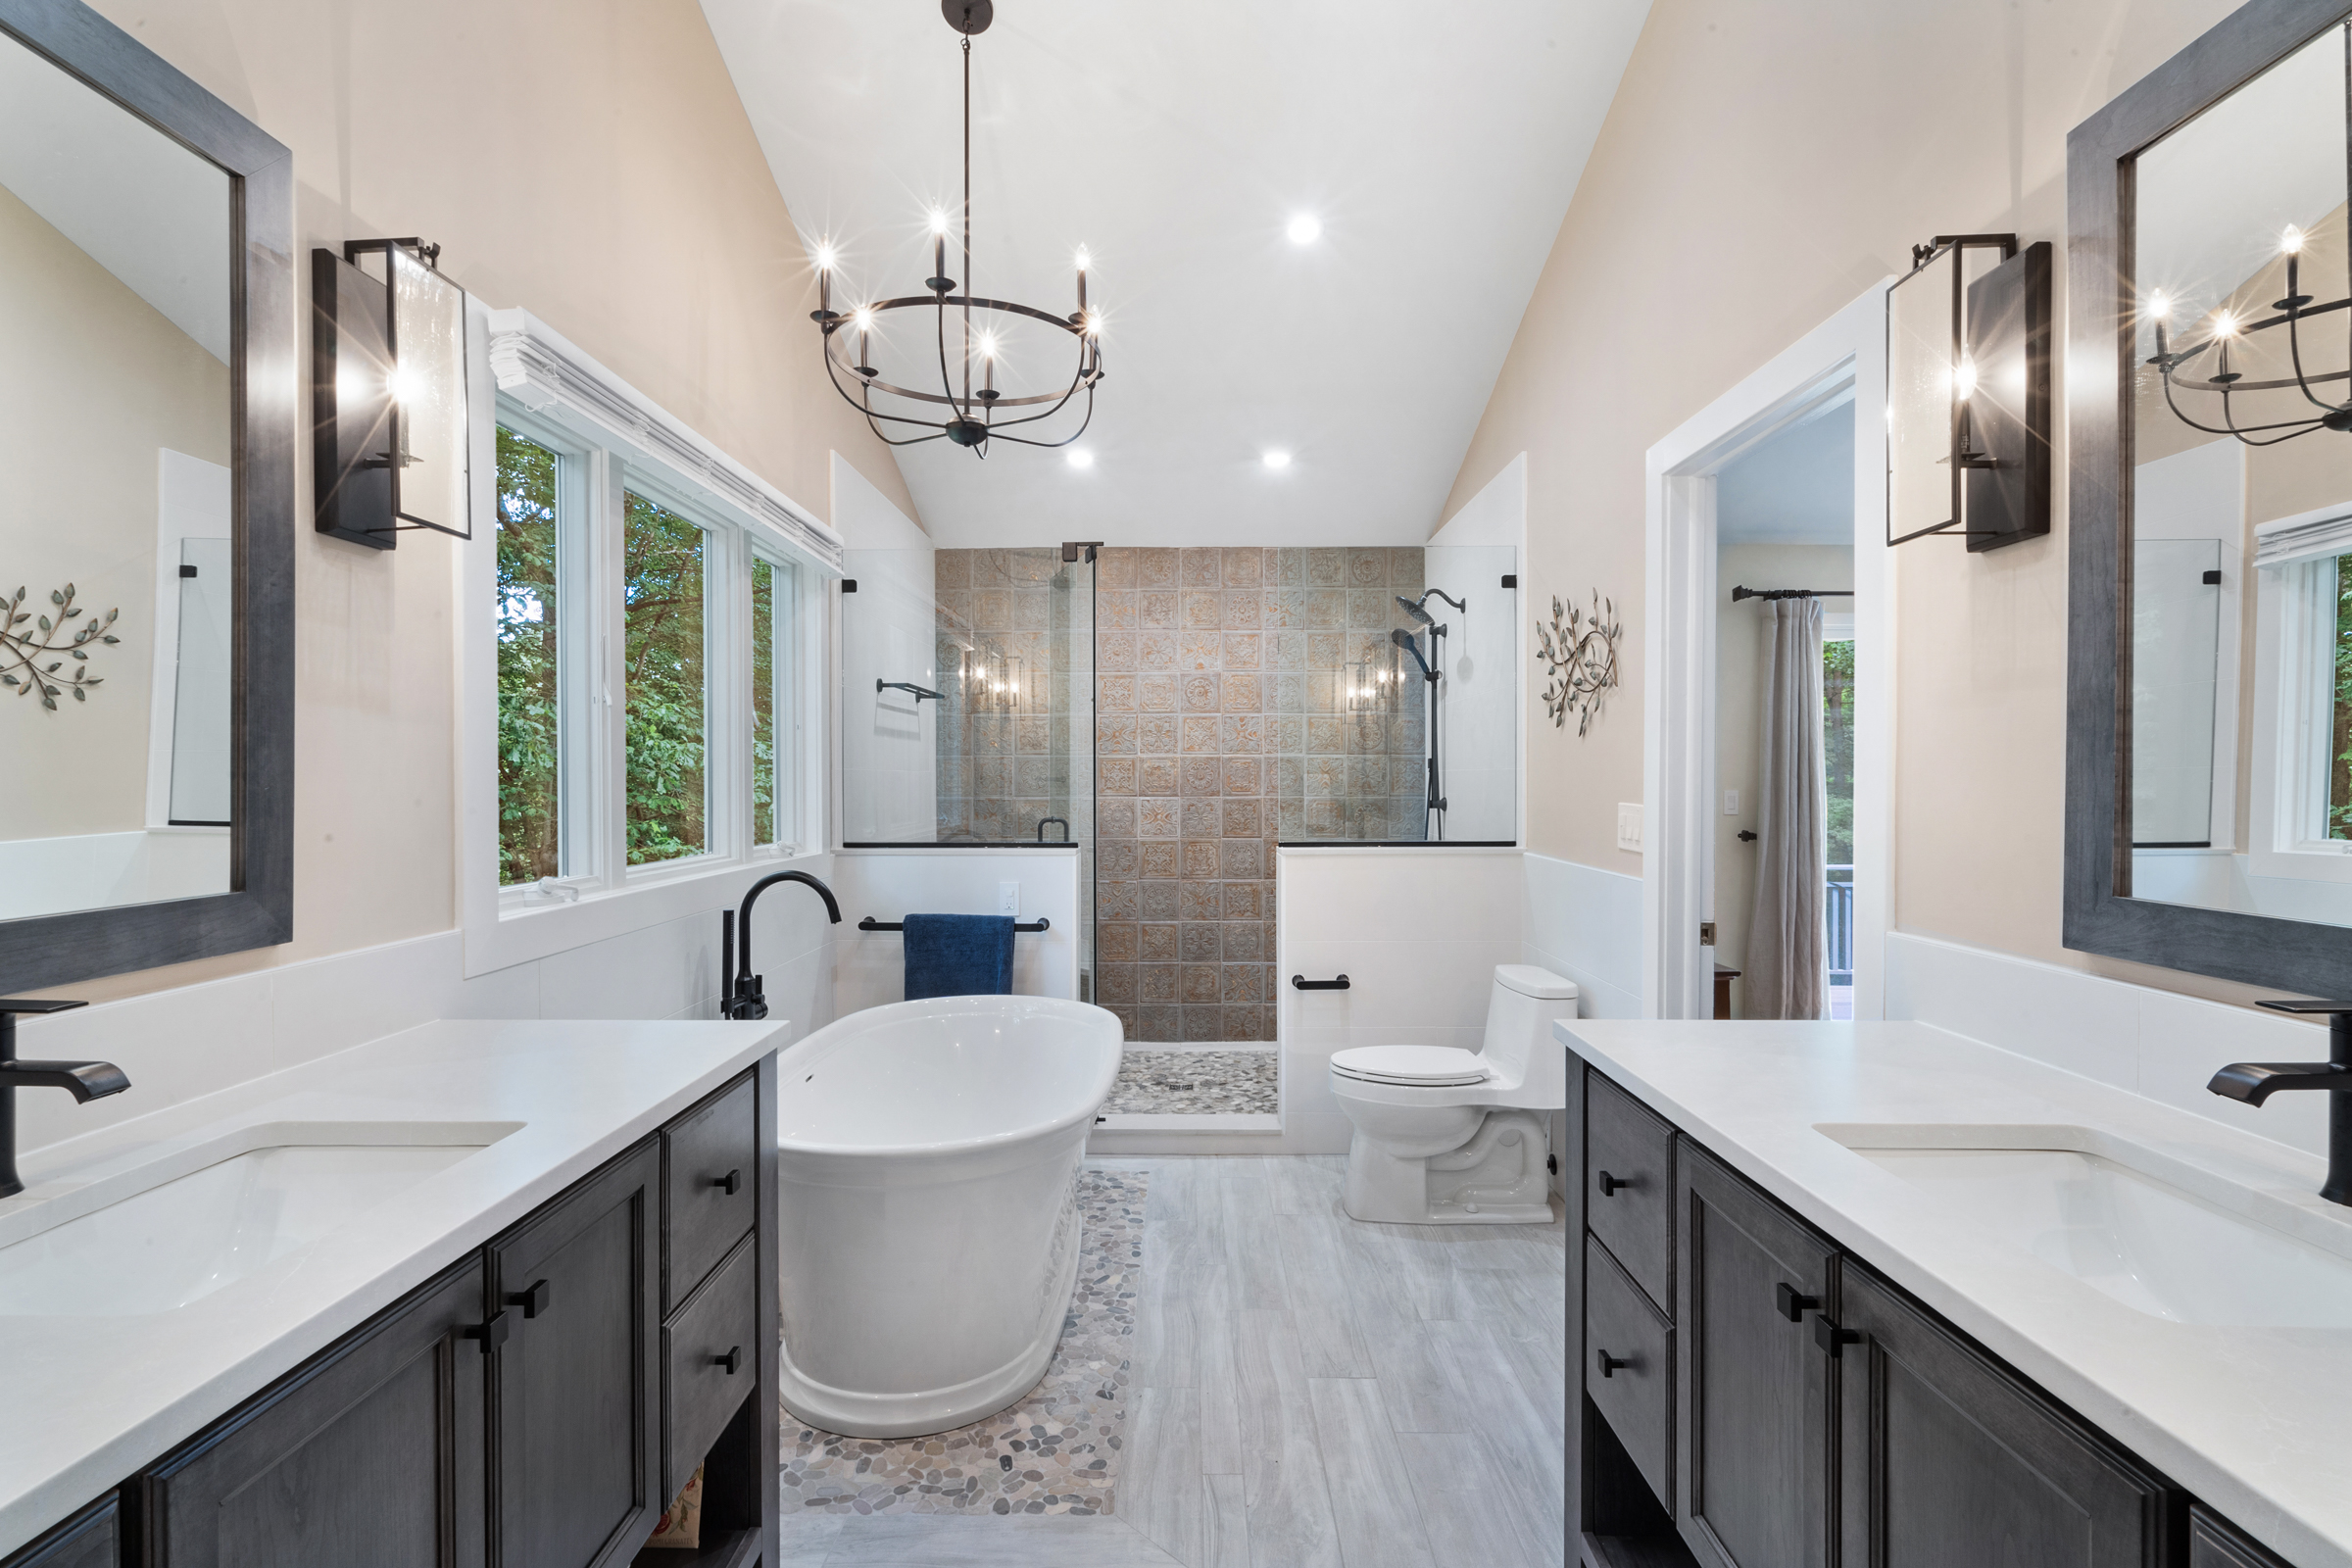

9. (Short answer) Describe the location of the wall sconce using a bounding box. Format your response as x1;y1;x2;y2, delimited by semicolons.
1886;233;2051;551
312;237;470;550
1344;644;1400;715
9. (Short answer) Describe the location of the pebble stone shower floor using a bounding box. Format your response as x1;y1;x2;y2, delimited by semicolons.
1104;1048;1280;1116
780;1169;1150;1517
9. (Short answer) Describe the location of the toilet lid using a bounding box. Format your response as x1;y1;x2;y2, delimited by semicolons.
1331;1045;1490;1087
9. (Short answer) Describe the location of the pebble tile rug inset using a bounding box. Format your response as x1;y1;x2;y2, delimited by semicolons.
1104;1048;1278;1114
780;1168;1148;1517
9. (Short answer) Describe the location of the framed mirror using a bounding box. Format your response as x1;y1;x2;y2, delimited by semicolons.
0;0;292;993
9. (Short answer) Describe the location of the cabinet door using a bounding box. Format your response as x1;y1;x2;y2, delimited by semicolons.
135;1257;488;1568
1;1496;117;1568
1676;1144;1836;1568
1833;1267;2171;1568
2189;1506;2293;1568
489;1141;660;1568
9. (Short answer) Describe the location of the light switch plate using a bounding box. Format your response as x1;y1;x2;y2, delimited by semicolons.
998;881;1020;916
1723;790;1740;816
1617;803;1643;853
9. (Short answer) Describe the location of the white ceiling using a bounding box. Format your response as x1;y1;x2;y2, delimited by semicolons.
700;0;1651;547
1716;392;1854;547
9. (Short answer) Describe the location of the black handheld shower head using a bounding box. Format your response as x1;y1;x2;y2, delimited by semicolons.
1390;625;1435;680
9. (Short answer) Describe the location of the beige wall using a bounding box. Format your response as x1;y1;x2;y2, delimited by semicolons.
47;0;915;1002
1437;0;2326;1006
0;181;228;840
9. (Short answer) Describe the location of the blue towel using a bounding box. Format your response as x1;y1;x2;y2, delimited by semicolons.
902;912;1015;1000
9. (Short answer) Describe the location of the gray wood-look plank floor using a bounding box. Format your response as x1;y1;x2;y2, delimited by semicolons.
779;1155;1567;1568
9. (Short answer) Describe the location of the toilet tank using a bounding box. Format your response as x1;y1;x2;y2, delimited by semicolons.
1481;964;1580;1105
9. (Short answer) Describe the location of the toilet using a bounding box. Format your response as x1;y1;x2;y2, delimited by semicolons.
1328;964;1579;1224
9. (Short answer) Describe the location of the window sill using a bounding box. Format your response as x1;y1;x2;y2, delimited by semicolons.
464;847;830;978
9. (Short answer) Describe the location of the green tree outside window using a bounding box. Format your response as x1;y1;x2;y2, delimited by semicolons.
625;493;707;864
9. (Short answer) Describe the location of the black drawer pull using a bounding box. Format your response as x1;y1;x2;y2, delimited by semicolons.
1814;1316;1859;1357
1775;1282;1819;1322
713;1169;742;1197
1594;1348;1630;1379
1292;974;1350;991
508;1279;551;1318
1596;1169;1632;1197
715;1345;744;1375
465;1310;511;1354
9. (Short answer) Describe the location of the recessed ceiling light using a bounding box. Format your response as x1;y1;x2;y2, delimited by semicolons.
1262;451;1292;469
1066;449;1094;469
1286;216;1321;246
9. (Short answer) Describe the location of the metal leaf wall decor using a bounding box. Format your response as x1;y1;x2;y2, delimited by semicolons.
1;583;120;710
1536;590;1621;735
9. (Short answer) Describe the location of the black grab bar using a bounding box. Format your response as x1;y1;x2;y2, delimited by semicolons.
1292;974;1350;991
859;916;1051;933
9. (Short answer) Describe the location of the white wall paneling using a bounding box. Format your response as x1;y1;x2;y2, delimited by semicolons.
828;849;1081;1016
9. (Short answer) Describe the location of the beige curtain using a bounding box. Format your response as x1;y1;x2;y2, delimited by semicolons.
1744;597;1827;1019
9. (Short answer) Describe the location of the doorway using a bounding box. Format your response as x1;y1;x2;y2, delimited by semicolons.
1642;282;1893;1020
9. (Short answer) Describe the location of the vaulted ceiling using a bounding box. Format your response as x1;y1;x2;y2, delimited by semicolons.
701;0;1651;546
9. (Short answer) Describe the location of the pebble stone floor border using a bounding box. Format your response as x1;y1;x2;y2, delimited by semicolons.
1104;1049;1279;1115
780;1169;1149;1517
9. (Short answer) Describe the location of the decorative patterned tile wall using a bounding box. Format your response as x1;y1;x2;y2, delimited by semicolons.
1093;546;1428;1044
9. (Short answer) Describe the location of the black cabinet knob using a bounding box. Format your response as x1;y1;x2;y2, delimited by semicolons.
715;1345;744;1375
714;1169;742;1197
507;1279;551;1318
465;1310;511;1354
1776;1282;1820;1322
1814;1316;1859;1357
1594;1348;1630;1379
1596;1170;1629;1197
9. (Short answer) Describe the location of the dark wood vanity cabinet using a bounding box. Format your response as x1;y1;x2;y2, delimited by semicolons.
1831;1266;2171;1568
1574;1063;2231;1568
2190;1506;2296;1568
0;1060;776;1568
489;1144;661;1568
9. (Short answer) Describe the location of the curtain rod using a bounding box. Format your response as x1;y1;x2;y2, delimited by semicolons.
1730;586;1854;602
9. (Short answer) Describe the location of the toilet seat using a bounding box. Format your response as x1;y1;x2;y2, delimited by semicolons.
1330;1045;1489;1088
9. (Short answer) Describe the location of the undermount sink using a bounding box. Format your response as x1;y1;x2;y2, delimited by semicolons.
0;1122;519;1318
1820;1126;2352;1329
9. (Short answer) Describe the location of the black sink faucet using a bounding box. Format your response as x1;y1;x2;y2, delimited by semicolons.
0;999;130;1200
2209;1000;2352;1205
720;871;841;1021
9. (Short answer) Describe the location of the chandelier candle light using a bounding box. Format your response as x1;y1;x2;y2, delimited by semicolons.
2145;221;2352;444
809;0;1104;456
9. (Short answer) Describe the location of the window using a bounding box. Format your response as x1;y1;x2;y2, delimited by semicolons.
622;491;708;865
496;429;564;885
2331;556;2352;840
750;555;796;847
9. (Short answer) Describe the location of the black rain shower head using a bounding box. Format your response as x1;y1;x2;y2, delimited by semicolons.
1396;596;1436;627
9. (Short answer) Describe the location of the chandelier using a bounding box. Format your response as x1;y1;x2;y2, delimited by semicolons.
809;0;1103;457
2146;224;2352;445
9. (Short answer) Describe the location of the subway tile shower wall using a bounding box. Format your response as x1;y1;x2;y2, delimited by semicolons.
1091;547;1430;1045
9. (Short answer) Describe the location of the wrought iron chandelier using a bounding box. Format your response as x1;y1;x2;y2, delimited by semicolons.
2146;224;2352;445
809;0;1102;457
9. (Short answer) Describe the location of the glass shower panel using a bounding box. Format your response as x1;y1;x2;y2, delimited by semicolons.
2131;537;2224;846
840;545;940;843
1421;544;1518;842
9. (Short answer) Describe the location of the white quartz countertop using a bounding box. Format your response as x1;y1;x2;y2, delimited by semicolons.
0;1016;786;1553
1559;1018;2352;1568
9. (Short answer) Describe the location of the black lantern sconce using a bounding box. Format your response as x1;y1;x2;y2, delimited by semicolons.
1886;233;2052;551
311;238;470;550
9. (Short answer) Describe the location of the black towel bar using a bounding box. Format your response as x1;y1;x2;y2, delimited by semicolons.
859;916;1051;933
1292;974;1350;991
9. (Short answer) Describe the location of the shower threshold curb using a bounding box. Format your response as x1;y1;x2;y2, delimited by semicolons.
1092;1112;1282;1132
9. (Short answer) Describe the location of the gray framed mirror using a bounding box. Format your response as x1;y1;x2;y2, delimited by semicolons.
0;0;292;993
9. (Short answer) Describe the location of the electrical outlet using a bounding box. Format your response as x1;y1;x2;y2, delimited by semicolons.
1723;789;1740;816
1616;803;1643;853
998;881;1020;916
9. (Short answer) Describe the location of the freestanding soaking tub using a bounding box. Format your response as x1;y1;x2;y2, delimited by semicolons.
774;994;1123;1438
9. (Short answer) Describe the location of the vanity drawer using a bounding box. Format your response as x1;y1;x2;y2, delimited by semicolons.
1587;1069;1675;1311
1586;1235;1672;1510
662;1231;760;1501
663;1071;758;1311
2190;1507;2293;1568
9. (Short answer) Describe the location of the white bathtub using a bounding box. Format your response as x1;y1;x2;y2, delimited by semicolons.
774;994;1123;1438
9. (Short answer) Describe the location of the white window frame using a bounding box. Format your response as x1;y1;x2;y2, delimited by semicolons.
461;305;843;977
2250;548;2352;882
